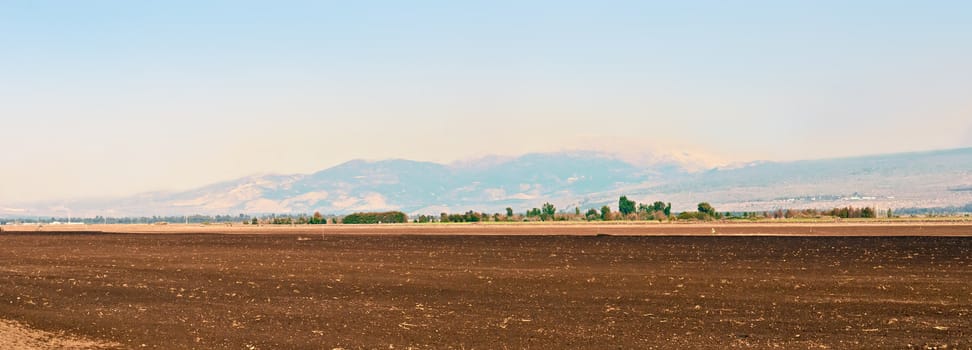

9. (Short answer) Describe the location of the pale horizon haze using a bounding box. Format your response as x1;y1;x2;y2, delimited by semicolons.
2;1;971;203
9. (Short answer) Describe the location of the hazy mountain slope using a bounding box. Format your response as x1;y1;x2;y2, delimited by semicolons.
42;152;667;216
5;148;971;217
626;148;972;211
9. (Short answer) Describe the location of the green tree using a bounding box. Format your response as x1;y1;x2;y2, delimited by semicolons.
526;208;541;218
600;205;612;221
664;202;672;217
585;208;599;221
541;202;556;221
651;201;666;212
311;211;325;224
861;206;875;218
251;217;258;225
618;195;636;216
542;202;556;216
676;211;698;220
506;207;514;217
697;202;716;216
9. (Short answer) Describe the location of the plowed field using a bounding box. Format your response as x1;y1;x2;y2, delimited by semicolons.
0;226;969;349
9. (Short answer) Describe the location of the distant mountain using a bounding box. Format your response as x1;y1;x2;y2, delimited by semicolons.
5;148;972;217
622;147;972;212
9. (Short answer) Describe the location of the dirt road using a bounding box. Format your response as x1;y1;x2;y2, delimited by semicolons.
5;221;972;236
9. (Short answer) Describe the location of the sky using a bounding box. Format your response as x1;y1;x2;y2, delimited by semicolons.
2;1;971;203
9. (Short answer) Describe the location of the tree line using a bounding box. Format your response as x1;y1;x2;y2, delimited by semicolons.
341;211;408;224
408;196;892;223
411;196;680;223
0;197;896;226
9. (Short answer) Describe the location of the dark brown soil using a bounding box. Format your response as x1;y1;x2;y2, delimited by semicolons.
0;232;970;349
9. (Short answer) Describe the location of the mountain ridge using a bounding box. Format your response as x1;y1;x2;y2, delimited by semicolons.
3;148;971;217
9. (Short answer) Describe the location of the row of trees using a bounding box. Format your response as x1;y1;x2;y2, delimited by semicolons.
822;206;880;218
723;206;891;220
2;197;898;226
341;211;408;224
336;203;887;224
618;196;673;220
258;211;333;225
673;202;722;220
409;197;895;223
441;211;491;223
408;197;678;223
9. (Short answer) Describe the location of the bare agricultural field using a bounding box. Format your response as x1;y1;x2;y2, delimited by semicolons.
0;318;120;350
0;224;970;349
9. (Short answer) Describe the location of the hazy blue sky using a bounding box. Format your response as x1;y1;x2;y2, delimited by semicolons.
2;1;971;202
